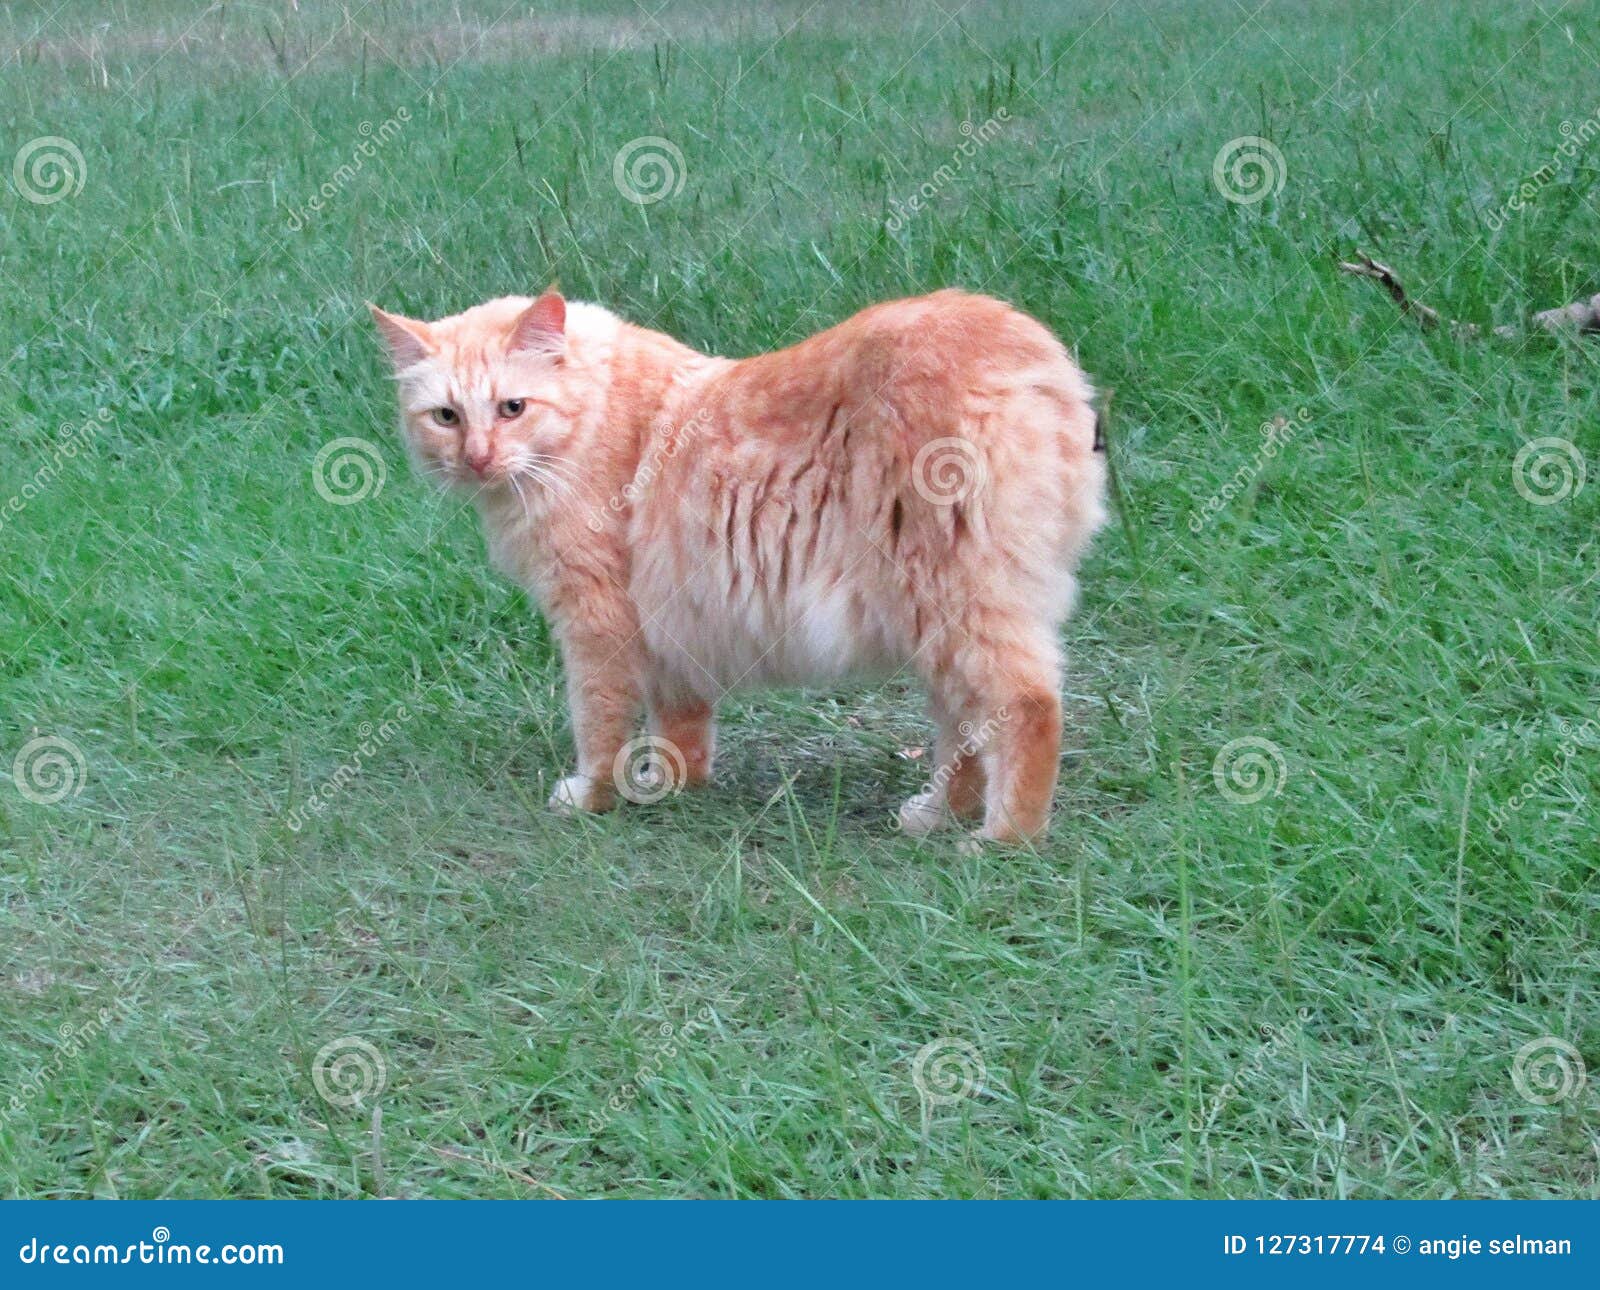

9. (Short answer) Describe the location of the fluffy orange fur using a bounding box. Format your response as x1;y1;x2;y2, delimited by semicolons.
370;288;1104;842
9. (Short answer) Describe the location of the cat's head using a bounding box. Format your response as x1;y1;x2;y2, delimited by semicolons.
368;290;570;489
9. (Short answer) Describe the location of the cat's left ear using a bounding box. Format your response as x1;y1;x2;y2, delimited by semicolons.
510;288;566;356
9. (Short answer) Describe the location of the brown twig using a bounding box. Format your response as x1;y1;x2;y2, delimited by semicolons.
1337;253;1448;329
1530;293;1600;334
1337;251;1600;339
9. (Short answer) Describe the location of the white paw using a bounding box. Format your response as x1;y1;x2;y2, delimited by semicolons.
898;789;954;836
548;774;597;815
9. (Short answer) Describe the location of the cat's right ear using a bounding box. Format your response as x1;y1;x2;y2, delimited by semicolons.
367;304;433;370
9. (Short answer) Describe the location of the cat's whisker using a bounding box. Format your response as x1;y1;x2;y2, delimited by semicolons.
523;453;584;484
508;472;547;503
512;461;577;499
420;462;461;493
518;470;563;496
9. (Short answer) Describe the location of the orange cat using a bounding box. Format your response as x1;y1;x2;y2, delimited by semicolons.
370;289;1104;842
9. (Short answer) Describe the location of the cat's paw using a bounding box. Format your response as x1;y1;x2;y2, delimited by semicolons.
897;790;956;836
547;774;612;815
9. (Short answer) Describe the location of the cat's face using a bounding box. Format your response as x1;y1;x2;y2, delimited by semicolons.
369;291;568;489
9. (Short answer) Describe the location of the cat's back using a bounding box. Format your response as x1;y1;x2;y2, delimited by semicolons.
824;288;1062;358
630;289;1103;688
698;289;1093;452
755;288;1074;387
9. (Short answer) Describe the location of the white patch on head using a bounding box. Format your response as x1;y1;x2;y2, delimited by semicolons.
563;301;622;353
400;364;452;415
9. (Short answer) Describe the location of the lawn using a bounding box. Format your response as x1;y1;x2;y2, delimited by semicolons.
1;0;1596;1198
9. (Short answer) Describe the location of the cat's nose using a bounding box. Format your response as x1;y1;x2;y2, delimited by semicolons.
464;449;493;476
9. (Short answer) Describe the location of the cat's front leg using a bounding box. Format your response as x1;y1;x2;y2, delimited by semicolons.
547;623;643;815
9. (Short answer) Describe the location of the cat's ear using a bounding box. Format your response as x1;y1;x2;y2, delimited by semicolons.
367;304;433;370
510;289;566;356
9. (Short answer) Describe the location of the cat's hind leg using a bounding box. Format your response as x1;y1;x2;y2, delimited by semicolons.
934;623;1063;845
898;700;987;835
978;681;1062;843
646;694;717;790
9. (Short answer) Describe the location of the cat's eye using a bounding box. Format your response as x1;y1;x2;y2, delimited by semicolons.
433;407;459;426
497;398;526;419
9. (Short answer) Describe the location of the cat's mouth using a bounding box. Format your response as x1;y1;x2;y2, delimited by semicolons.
422;458;497;490
441;458;579;509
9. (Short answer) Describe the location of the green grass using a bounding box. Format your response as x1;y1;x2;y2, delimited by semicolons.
2;0;1597;1198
